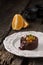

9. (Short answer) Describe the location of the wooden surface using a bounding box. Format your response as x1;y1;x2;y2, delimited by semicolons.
0;0;43;65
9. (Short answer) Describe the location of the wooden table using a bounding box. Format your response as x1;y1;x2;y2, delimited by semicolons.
0;0;43;65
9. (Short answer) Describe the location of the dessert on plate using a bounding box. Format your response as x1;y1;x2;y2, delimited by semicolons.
19;34;38;50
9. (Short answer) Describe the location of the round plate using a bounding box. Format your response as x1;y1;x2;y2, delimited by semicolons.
3;31;43;57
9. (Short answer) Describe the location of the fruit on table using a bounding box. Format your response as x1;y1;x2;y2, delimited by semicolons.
12;14;23;30
23;19;29;28
12;14;29;30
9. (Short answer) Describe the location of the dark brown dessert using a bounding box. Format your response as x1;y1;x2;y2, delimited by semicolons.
19;35;38;50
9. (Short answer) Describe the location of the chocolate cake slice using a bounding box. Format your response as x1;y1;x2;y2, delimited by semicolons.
19;35;38;50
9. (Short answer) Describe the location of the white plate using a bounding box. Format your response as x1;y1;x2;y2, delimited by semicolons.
3;31;43;57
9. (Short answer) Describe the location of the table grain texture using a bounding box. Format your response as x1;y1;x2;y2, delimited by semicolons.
0;0;43;65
